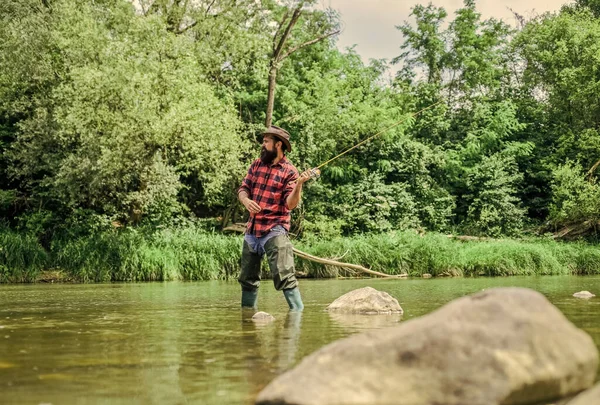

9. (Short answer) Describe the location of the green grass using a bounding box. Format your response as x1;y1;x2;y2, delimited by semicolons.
0;228;48;282
1;227;600;282
50;228;241;282
294;231;600;278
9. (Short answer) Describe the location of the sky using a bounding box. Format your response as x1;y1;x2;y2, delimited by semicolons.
321;0;572;69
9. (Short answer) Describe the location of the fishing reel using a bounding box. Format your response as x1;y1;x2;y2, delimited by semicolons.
308;167;321;180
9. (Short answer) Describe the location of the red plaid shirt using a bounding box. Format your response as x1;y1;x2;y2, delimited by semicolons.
238;157;299;237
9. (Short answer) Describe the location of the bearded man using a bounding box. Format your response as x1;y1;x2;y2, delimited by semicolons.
237;126;311;311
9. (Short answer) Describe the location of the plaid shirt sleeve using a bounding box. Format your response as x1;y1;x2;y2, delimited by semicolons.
238;160;257;197
282;165;299;203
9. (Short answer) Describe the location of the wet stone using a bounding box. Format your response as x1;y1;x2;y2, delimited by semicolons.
326;286;403;315
251;312;275;323
573;291;595;299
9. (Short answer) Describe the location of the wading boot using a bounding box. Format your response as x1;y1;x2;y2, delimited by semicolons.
283;287;304;311
241;289;258;309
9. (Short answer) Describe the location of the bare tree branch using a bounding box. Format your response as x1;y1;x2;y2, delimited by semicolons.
205;0;217;17
176;20;198;34
587;158;600;181
273;3;304;62
139;0;148;15
280;29;340;60
273;10;290;54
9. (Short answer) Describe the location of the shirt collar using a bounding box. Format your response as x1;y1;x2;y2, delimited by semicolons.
267;156;287;168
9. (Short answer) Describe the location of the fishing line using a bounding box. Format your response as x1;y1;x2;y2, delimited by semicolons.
307;100;444;179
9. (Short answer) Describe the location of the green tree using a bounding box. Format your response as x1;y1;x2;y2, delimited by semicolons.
549;161;600;237
2;0;249;230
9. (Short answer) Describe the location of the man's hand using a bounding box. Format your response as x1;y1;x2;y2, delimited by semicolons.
241;196;261;214
297;169;312;185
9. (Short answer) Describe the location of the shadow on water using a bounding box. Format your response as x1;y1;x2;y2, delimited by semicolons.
0;276;599;404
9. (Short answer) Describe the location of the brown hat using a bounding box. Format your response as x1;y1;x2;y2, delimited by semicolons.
261;125;292;153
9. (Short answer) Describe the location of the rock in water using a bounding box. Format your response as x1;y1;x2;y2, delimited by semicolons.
328;312;402;331
251;312;275;323
572;291;595;299
256;288;599;405
566;382;600;405
326;286;403;315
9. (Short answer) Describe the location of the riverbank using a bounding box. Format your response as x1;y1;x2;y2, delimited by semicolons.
1;227;600;282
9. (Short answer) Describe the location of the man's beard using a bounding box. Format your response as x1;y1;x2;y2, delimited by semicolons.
260;147;277;164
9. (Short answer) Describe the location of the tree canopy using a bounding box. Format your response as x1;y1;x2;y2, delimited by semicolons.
1;0;600;240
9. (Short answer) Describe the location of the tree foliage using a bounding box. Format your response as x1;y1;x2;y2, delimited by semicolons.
1;0;600;240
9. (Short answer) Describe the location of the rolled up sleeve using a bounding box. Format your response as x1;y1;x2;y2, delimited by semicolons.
282;168;299;202
238;161;255;197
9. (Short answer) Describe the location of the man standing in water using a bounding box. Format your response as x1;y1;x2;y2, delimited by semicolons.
237;126;311;311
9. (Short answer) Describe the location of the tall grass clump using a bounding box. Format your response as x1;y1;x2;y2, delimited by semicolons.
459;239;564;276
296;231;464;277
295;231;600;278
51;227;242;282
569;243;600;275
0;227;48;282
52;231;138;282
151;228;241;280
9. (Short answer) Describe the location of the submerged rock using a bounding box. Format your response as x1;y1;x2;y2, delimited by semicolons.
251;312;275;323
328;312;402;332
326;287;403;315
256;287;598;405
572;291;595;299
566;382;600;405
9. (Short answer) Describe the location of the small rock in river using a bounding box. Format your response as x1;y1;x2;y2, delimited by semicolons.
573;291;595;299
251;312;275;323
422;273;432;278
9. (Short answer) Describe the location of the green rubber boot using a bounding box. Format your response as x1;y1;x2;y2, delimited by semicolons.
283;287;304;311
241;289;258;309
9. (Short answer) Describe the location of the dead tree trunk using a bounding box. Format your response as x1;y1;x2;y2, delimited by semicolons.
265;2;340;127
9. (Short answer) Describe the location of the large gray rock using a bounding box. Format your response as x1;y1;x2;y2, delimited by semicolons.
256;288;599;405
326;286;403;315
566;382;600;405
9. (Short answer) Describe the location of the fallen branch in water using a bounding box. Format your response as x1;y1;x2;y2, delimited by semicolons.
292;247;406;279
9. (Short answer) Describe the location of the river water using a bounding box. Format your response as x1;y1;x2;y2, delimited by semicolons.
1;276;599;405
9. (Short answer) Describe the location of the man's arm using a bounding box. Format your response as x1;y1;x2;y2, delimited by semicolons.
239;190;261;214
239;161;261;214
286;170;311;210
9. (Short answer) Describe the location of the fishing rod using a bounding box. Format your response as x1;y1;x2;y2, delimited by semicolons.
306;100;444;179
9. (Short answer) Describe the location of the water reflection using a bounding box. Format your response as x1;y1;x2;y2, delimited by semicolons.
328;312;402;332
237;310;303;400
239;310;302;372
